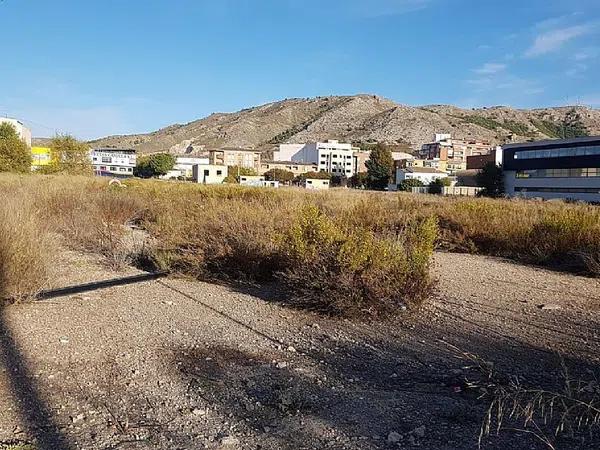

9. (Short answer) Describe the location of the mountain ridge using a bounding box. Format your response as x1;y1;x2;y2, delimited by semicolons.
88;94;600;155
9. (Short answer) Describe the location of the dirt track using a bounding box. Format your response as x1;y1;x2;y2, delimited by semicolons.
0;250;598;449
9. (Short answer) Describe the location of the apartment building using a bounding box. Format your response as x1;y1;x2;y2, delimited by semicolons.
91;148;136;177
275;140;356;177
174;156;209;178
0;117;32;147
419;135;492;161
503;136;600;202
466;147;503;170
209;148;261;172
260;160;318;176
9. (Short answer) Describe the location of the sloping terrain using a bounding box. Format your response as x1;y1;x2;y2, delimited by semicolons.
0;250;598;449
89;94;600;154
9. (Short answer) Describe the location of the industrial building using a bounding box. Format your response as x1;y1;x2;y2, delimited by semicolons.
503;137;600;202
91;148;136;177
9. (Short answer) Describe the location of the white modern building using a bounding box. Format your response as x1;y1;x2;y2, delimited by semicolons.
91;148;136;177
275;140;356;177
192;164;227;184
174;156;209;178
503;137;600;202
394;167;449;185
0;118;32;147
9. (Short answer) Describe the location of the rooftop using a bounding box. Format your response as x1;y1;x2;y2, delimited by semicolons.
402;167;447;174
502;136;600;150
262;160;318;165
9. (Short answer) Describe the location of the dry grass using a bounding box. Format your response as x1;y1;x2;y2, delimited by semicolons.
0;173;598;311
0;189;53;302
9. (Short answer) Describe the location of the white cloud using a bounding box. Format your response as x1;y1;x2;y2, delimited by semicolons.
525;24;595;57
474;63;507;75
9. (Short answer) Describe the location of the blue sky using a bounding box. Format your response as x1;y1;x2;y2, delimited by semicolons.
1;0;599;139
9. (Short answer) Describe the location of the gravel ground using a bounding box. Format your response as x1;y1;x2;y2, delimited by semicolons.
0;250;598;450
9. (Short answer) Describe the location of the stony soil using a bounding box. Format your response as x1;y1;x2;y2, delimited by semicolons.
0;250;598;450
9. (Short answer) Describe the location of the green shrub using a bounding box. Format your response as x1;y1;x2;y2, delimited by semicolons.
398;178;424;192
278;205;437;317
428;177;451;194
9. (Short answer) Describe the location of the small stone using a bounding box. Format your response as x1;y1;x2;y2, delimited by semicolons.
220;436;240;446
71;413;85;424
389;373;398;378
192;408;206;416
387;431;402;443
312;323;321;329
59;336;69;344
539;304;562;311
276;362;288;369
287;346;297;353
411;425;426;438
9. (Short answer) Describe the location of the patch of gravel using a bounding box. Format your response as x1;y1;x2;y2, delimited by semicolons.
0;251;598;449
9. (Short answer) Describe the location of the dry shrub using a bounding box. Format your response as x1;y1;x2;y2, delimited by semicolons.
146;197;294;281
39;181;149;269
278;205;437;317
0;196;54;302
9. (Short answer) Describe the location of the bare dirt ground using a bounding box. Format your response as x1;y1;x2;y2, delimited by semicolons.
0;250;598;450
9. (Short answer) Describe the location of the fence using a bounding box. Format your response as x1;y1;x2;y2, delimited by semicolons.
410;186;483;197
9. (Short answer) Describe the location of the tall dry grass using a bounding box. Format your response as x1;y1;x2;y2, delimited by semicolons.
0;185;54;302
0;174;598;309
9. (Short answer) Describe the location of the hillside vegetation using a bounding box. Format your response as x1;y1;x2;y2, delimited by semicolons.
89;95;600;154
1;175;599;312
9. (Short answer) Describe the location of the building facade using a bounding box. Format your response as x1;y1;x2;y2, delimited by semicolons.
192;164;227;184
394;167;449;186
275;140;356;177
260;160;318;176
31;147;52;170
503;137;600;202
303;178;330;190
209;148;261;172
91;148;136;177
0;118;32;147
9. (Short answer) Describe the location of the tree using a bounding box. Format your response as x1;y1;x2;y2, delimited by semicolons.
365;143;394;190
398;178;424;192
42;135;92;175
0;122;31;173
134;153;176;178
428;177;452;194
476;162;504;198
264;168;294;184
349;172;368;189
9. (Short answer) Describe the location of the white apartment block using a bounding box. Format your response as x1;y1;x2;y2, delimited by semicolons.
0;118;32;147
91;148;136;177
275;140;356;177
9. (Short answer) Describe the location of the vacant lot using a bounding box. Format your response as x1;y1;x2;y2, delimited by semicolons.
0;175;599;449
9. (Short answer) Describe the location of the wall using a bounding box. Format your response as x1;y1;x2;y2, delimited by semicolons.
192;164;227;184
504;170;600;202
0;118;32;147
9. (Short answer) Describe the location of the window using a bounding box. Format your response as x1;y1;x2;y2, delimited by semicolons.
127;168;133;172
307;180;312;184
119;167;126;172
514;145;600;159
110;166;116;171
515;168;600;178
102;157;111;163
204;170;209;176
217;170;223;175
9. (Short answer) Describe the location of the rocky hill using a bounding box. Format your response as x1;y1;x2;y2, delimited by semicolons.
89;94;600;154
